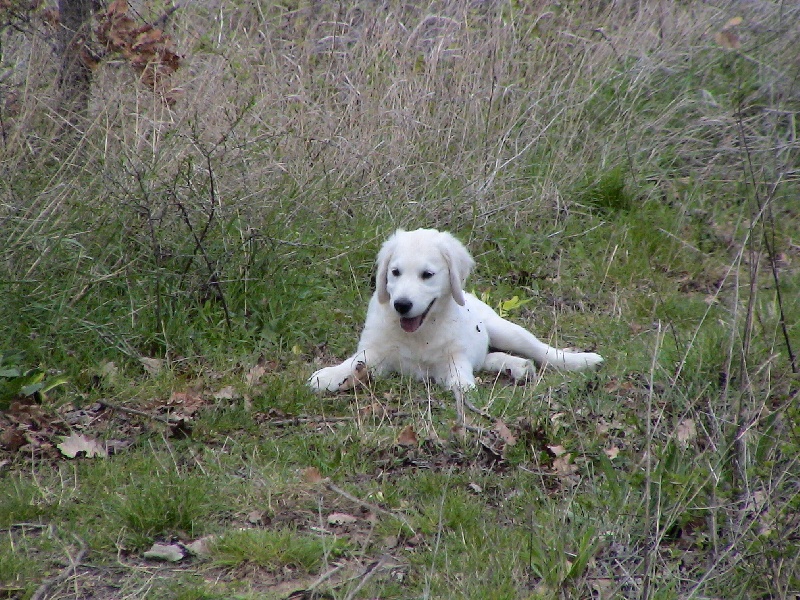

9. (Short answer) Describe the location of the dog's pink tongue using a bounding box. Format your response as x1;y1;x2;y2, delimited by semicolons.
401;316;423;333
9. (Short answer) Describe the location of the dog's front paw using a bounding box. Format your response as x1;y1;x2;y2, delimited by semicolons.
308;362;368;393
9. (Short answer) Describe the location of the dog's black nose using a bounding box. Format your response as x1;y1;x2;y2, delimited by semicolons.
394;299;413;315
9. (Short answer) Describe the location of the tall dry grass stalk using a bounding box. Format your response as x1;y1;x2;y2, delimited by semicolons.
3;1;796;234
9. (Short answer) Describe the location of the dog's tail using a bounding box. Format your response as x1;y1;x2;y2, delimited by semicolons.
485;316;603;371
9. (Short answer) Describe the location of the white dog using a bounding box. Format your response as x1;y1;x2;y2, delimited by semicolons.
308;229;602;393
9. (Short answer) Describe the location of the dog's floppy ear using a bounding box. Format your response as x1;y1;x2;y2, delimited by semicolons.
375;230;401;304
439;232;474;307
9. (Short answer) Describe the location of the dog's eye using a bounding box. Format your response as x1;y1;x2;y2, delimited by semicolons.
421;270;434;280
391;268;401;277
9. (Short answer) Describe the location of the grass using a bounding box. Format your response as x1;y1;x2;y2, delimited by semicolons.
1;0;799;598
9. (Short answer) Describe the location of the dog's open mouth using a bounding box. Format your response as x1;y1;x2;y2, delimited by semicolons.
400;299;435;333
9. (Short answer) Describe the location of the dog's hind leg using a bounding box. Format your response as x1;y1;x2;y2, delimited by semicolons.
482;352;536;381
483;313;603;371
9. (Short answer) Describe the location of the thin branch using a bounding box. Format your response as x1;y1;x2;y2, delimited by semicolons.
343;557;385;600
266;412;410;427
735;114;796;373
31;533;87;600
98;400;172;425
173;197;232;329
324;480;416;535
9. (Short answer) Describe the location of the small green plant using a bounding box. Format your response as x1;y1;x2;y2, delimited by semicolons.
0;353;68;410
0;477;48;528
210;528;349;572
576;165;633;212
478;291;532;318
114;461;213;550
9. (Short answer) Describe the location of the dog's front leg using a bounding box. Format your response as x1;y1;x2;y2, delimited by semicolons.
436;356;476;392
308;351;369;393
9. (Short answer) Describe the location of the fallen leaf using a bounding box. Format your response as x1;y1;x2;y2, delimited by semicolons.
676;419;697;447
327;512;358;526
715;29;740;49
246;364;267;387
143;542;184;562
213;385;239;401
301;466;324;484
397;425;419;447
494;419;517;446
591;577;614;599
166;390;204;417
547;444;567;457
552;453;578;475
185;536;215;557
359;402;388;418
57;433;107;458
715;17;743;50
0;428;26;452
139;357;164;376
723;16;743;28
248;510;268;525
99;360;118;381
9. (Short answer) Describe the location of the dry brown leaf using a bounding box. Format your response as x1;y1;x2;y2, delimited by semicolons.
143;542;185;562
715;30;741;49
246;364;267;387
552;453;578;475
359;402;388;418
139;356;163;376
185;535;215;557
167;391;204;416
724;16;743;28
676;419;697;447
547;444;567;457
397;424;419;447
494;419;517;446
592;577;614;599
301;466;324;484
247;510;267;525
715;17;743;49
0;428;26;452
327;512;358;526
213;385;239;401
57;433;107;459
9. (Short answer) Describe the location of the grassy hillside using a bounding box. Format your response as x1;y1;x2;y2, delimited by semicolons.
1;1;798;598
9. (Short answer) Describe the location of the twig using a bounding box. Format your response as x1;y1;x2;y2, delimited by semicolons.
306;563;345;592
267;412;410;427
735;115;796;373
6;523;50;531
343;557;385;600
98;400;172;425
152;3;181;28
324;481;416;535
463;396;493;421
31;533;87;600
173;197;232;329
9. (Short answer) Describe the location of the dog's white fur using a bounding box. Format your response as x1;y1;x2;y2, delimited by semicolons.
308;228;603;393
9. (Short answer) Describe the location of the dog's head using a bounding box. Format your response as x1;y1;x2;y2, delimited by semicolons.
375;229;474;333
